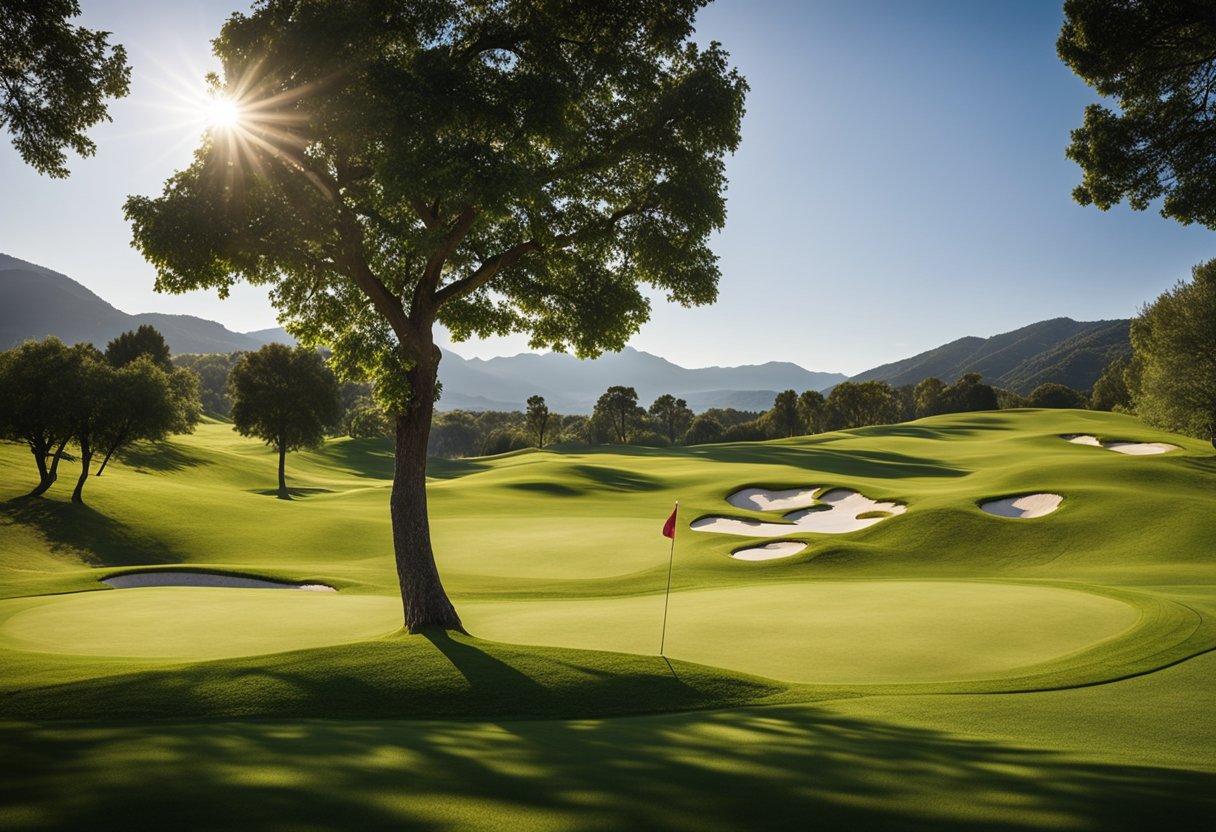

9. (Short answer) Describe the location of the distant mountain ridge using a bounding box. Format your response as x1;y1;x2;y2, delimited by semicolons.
849;317;1130;394
0;253;845;413
1;252;1129;411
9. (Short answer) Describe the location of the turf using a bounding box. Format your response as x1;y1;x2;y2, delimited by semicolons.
0;407;1213;829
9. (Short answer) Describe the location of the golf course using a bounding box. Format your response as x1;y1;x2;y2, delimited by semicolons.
1;407;1213;829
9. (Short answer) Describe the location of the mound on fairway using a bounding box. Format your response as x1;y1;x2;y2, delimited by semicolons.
730;541;809;561
0;589;400;659
1062;434;1179;455
102;571;335;591
980;493;1063;519
692;487;906;537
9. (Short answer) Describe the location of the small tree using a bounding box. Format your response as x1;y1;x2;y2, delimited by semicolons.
0;337;87;495
1129;260;1216;447
1027;382;1088;410
684;413;723;445
649;394;693;445
228;344;342;499
797;390;826;434
913;376;946;418
66;348;114;503
525;395;551;448
766;389;802;438
0;0;130;177
1090;353;1132;412
942;372;998;413
593;386;642;444
105;324;173;371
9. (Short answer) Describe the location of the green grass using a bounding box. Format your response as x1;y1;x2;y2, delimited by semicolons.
1;407;1214;829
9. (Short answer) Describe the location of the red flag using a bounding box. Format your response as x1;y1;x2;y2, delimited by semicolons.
662;502;678;539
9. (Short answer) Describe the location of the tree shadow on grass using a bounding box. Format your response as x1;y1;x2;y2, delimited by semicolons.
114;442;214;474
247;487;337;498
426;457;490;480
1;704;1212;831
310;437;396;480
0;497;181;567
570;464;665;491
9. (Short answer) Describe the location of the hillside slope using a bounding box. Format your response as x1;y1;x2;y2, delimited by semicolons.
851;317;1131;393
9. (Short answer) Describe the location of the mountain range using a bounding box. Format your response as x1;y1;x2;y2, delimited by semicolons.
1;253;1130;413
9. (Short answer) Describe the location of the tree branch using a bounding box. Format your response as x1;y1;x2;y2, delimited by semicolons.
433;239;540;307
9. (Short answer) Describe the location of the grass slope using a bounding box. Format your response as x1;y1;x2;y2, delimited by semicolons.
0;408;1213;829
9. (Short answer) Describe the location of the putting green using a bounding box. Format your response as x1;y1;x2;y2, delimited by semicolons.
0;589;402;660
463;581;1140;684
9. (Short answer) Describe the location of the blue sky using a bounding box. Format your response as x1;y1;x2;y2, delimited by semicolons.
1;0;1211;374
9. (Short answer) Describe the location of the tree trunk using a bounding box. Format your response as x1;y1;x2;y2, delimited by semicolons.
28;439;68;497
277;440;289;500
72;436;92;504
392;346;465;633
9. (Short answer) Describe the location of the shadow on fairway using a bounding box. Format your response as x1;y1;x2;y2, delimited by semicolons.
422;629;552;700
248;487;337;498
2;706;1212;831
313;437;396;479
426;456;491;480
115;442;214;474
0;497;180;566
686;444;971;479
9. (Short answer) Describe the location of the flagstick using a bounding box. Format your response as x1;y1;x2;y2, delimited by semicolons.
659;501;678;656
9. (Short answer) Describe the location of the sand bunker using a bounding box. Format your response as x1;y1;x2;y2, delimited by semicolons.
1062;434;1178;455
980;493;1062;519
726;487;818;512
730;541;809;561
102;571;335;592
692;487;906;537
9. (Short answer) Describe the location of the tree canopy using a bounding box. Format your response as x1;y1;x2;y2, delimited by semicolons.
1129;259;1216;447
0;337;86;495
105;324;173;372
124;0;745;631
0;0;130;177
1059;0;1216;229
228;344;342;499
593;386;642;444
649;393;692;444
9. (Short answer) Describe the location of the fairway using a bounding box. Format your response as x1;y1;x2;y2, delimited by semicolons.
1;408;1213;830
0;589;402;659
463;580;1140;683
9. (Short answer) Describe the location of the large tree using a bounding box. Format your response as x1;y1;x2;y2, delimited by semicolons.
0;0;130;177
228;344;342;499
1058;1;1216;229
1129;259;1216;448
125;0;745;631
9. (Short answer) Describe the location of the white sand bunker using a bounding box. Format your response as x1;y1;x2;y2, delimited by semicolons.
102;571;335;592
693;487;907;537
730;541;809;561
980;493;1062;519
726;487;818;512
1062;434;1178;455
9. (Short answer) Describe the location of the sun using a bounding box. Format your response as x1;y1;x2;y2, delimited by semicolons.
204;95;242;131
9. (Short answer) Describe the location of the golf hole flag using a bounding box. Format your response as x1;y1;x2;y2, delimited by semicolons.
662;502;678;539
